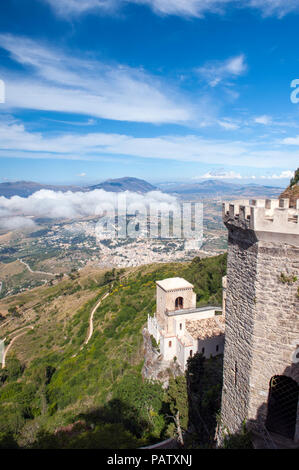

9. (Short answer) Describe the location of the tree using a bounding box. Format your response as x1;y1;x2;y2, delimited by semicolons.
8;306;19;318
290;167;299;187
164;376;188;445
186;353;223;446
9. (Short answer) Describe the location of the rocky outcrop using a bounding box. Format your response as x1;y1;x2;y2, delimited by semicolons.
279;168;299;208
280;184;299;208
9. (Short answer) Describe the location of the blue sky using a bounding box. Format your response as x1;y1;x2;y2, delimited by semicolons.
0;0;299;186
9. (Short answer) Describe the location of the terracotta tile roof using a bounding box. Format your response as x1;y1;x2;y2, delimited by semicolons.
185;316;225;340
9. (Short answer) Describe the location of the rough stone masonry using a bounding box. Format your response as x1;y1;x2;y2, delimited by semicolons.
219;198;299;445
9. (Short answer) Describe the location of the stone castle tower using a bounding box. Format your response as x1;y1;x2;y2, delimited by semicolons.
219;198;299;446
156;277;196;333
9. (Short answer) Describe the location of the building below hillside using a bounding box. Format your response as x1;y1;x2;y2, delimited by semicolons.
147;277;225;371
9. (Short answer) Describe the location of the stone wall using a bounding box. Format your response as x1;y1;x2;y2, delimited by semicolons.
248;241;299;437
220;200;299;445
220;230;259;434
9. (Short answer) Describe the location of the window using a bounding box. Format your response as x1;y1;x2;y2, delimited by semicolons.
202;347;205;354
190;350;193;357
179;323;182;330
216;345;219;352
175;297;183;310
169;341;172;348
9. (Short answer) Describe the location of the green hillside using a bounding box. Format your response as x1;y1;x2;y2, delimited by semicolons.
0;254;226;448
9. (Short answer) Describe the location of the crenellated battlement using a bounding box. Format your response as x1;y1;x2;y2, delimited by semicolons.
222;198;299;236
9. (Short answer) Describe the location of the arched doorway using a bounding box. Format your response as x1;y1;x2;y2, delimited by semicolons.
266;375;299;440
175;297;183;310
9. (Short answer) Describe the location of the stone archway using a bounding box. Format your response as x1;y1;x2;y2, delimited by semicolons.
175;297;183;310
266;375;299;440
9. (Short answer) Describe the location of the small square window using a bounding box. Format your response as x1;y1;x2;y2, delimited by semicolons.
169;341;172;348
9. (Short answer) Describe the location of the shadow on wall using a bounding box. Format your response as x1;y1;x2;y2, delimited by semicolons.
246;361;299;449
216;359;299;449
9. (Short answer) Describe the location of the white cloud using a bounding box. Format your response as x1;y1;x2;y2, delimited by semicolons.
43;0;117;17
78;173;87;177
193;169;294;180
133;0;232;17
217;119;239;130
282;135;299;145
41;0;299;19
197;54;247;87
260;170;295;179
254;115;272;125
0;216;37;231
1;119;299;169
248;0;299;18
44;118;96;126
0;34;193;124
0;189;179;229
43;0;233;18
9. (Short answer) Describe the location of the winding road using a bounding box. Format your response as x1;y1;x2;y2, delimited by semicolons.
84;292;110;345
18;259;57;277
83;274;128;346
1;326;33;368
1;275;121;362
1;290;111;364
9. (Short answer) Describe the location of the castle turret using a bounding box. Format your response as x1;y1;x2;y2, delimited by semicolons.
219;198;299;446
156;277;196;334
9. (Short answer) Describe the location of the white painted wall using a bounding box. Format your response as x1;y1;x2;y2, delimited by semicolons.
174;317;186;337
176;339;185;369
197;335;225;359
161;335;177;361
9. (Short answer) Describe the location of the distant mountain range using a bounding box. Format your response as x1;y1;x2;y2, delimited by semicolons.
88;177;156;193
0;177;156;198
157;179;283;199
0;177;283;199
0;181;81;198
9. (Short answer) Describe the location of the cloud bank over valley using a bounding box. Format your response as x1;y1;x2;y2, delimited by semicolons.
0;188;180;230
